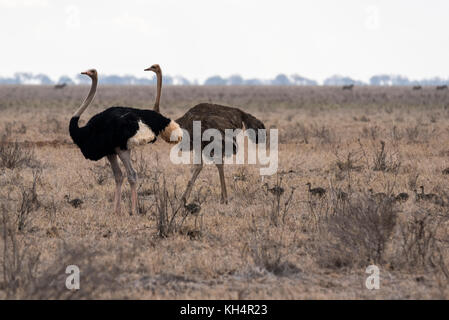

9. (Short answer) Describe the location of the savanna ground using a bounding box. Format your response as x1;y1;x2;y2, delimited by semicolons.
1;85;449;299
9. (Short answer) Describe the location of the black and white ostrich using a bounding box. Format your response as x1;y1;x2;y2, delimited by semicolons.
69;69;183;215
144;64;266;204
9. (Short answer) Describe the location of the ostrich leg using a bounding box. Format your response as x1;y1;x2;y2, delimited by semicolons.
117;149;138;215
107;154;123;215
216;163;228;204
181;163;203;205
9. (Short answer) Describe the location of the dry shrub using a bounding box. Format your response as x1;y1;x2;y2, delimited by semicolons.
405;124;420;143
362;125;381;141
263;175;296;227
315;194;398;269
310;124;335;145
1;208;127;299
405;123;433;144
134;152;163;215
0;135;37;170
296;123;310;144
230;167;263;205
390;125;403;142
359;115;370;122
89;162;110;186
42;117;63;134
27;244;124;299
372;140;401;173
244;220;298;276
333;149;363;173
152;175;188;238
407;172;420;191
393;208;449;275
15;169;41;232
1;169;41;232
3;122;26;135
0;208;40;298
280;122;309;144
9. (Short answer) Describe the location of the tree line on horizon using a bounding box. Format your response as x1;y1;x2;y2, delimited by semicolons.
0;72;448;86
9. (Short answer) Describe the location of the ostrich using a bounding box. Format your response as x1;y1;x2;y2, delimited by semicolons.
54;83;67;89
394;192;409;202
64;194;83;208
436;85;448;90
342;84;354;90
412;85;422;90
419;186;440;203
306;182;326;198
263;183;285;197
69;69;183;215
144;64;266;204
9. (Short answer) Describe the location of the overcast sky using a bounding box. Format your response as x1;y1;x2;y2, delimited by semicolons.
1;0;449;82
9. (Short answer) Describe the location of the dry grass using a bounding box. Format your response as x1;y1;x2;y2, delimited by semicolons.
1;85;449;299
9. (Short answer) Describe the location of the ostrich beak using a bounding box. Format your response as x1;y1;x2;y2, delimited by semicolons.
144;67;154;72
81;71;88;75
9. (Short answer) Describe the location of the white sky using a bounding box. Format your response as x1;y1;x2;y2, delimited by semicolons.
1;0;449;82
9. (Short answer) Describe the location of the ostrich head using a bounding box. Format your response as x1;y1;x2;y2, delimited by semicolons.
144;64;161;73
81;69;97;78
144;64;162;113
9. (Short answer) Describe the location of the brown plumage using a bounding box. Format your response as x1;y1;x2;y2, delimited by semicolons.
64;195;83;208
145;65;266;204
54;83;67;89
185;202;201;216
306;182;326;198
263;183;285;197
394;192;409;202
176;103;265;149
419;185;443;205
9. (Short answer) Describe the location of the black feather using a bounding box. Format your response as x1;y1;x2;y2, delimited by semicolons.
69;106;171;161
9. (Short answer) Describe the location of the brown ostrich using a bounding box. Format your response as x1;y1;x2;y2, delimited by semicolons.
419;185;442;204
144;64;266;204
306;182;326;198
394;192;409;202
54;83;67;89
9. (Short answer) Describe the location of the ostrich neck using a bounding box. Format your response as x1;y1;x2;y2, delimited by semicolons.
154;70;162;113
73;76;97;118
